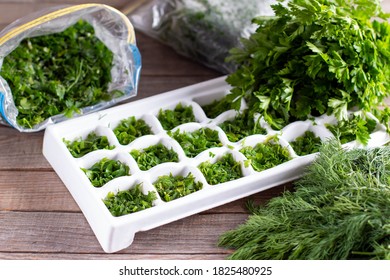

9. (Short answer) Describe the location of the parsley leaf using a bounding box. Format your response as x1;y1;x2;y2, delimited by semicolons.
153;172;203;202
219;109;266;142
326;114;377;145
158;103;196;130
81;158;131;188
1;20;122;128
201;95;238;119
198;153;242;185
103;183;156;217
169;127;223;158
130;143;179;171
225;0;390;144
64;132;115;158
289;130;322;156
240;136;291;171
113;116;153;145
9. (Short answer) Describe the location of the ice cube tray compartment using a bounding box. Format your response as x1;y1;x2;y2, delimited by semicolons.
43;76;390;252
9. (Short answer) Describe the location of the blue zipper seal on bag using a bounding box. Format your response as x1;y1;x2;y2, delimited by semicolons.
0;92;13;127
127;43;142;95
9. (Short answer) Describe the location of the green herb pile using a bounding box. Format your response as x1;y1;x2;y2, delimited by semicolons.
198;153;242;185
201;95;237;119
219;109;266;142
113;116;153;145
240;136;291;172
219;141;390;260
130;143;179;171
64;132;115;158
82;158;130;188
1;20;122;128
225;0;390;144
158;103;196;130
326;114;377;144
169;127;222;158
103;183;156;217
289;130;321;156
153;172;203;202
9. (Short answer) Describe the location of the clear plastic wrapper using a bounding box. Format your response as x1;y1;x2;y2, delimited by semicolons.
0;4;141;132
127;0;280;73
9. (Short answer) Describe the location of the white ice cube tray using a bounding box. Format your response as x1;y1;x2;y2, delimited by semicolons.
42;76;390;253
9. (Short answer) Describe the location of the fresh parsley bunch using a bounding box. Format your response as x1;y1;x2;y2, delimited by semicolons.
226;0;390;144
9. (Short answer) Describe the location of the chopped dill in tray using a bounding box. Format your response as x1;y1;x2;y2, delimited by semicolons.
201;95;236;119
198;153;242;185
1;20;122;128
158;103;196;130
289;131;322;156
326;114;377;145
82;158;130;188
153;172;203;202
130;143;179;171
113;116;153;145
240;136;291;172
103;183;156;217
64;132;115;158
219;109;266;142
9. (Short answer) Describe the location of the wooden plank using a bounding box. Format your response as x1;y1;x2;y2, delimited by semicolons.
136;33;222;77
0;170;293;212
0;252;228;260
0;129;49;170
0;211;246;255
0;171;78;212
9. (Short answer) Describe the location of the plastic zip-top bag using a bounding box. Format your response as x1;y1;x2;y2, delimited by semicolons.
126;0;279;74
0;4;142;132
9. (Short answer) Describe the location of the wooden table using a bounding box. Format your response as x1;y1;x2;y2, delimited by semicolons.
0;0;388;260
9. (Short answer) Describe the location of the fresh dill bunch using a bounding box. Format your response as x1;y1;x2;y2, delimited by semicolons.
218;140;390;260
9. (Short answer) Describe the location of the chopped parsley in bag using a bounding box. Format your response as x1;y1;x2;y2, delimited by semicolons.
0;4;141;132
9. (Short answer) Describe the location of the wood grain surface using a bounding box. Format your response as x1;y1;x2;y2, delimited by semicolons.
0;0;388;260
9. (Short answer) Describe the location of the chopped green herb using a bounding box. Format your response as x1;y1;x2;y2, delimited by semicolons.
219;109;266;142
326;114;377;145
225;0;390;141
130;143;179;171
198;153;242;185
158;103;196;130
289;131;322;156
201;95;237;119
64;132;115;158
81;158;130;188
240;136;291;172
169;127;222;158
219;140;390;260
1;20;122;128
103;183;156;217
153;172;203;202
113;116;153;145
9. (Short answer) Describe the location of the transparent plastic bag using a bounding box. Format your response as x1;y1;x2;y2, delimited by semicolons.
127;0;279;74
0;4;142;132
